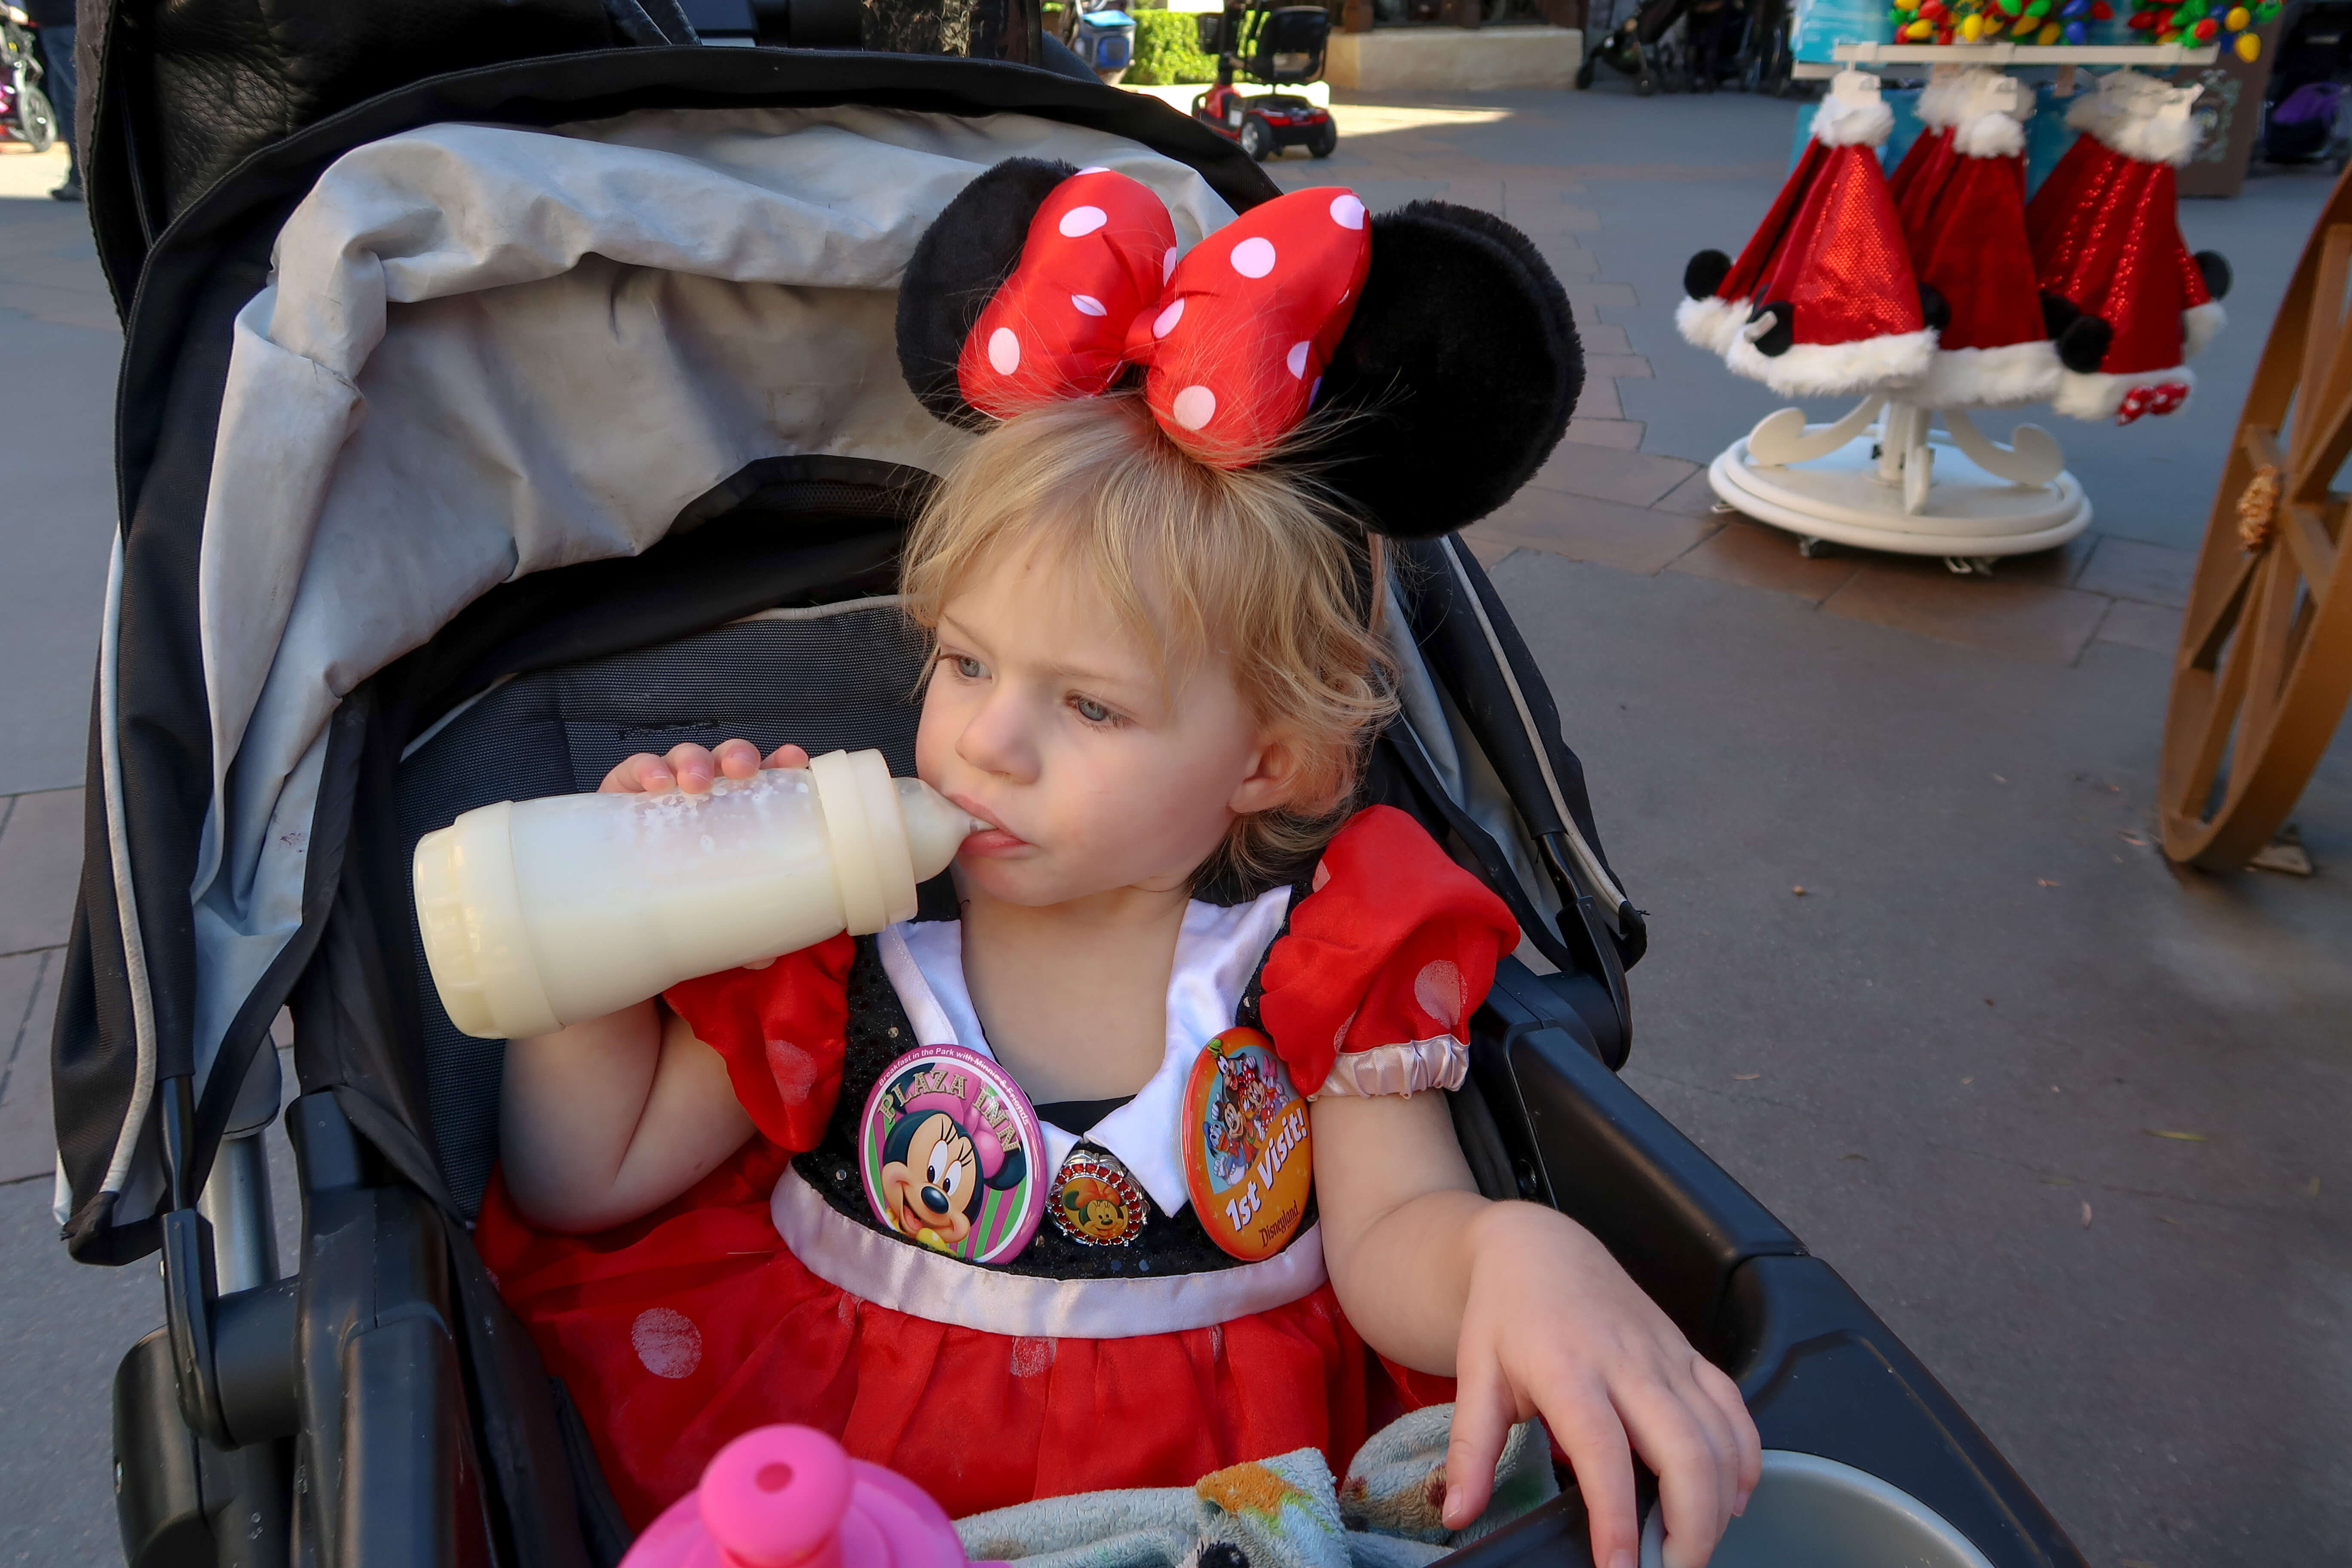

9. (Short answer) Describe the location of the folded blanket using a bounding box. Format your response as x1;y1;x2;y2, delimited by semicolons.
956;1406;1556;1568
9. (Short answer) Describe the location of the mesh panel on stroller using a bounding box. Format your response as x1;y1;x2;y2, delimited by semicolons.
53;24;2079;1568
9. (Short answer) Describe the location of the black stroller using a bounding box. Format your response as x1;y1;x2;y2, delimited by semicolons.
2263;0;2352;163
53;4;2083;1565
1576;0;1789;96
0;2;54;150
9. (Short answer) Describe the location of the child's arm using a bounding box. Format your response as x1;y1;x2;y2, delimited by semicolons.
497;738;805;1233
1313;1091;1761;1568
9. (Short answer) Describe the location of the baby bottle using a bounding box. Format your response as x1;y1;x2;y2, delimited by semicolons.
620;1424;981;1568
413;749;974;1040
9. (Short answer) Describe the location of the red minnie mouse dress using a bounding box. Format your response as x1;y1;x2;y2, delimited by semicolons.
475;805;1519;1527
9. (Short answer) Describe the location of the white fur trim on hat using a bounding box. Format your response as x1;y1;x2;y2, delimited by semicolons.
2052;364;2196;422
2065;67;2157;138
2184;300;2226;359
1908;340;2062;409
1677;294;1753;357
1954;108;2028;159
1727;326;1937;398
1916;74;1974;129
1812;93;1896;148
2097;85;2206;166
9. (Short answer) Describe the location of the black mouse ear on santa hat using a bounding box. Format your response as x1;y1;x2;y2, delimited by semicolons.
1302;200;1583;541
896;157;1078;427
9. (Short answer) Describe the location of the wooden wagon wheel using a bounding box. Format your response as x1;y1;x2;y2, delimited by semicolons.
2160;165;2352;870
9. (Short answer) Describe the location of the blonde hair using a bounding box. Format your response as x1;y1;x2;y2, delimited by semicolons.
902;394;1397;889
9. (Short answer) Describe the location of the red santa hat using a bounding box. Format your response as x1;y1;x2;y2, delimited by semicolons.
1902;71;2061;408
1679;72;1936;398
2030;80;2232;423
1887;70;1975;217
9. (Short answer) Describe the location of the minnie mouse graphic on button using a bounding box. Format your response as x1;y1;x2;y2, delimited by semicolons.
1184;1028;1312;1261
860;1045;1044;1262
1049;1150;1148;1246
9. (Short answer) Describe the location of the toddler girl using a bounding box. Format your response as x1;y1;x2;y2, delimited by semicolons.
477;169;1758;1568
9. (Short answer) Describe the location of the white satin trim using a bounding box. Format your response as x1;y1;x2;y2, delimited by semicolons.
770;1167;1327;1338
1312;1036;1469;1099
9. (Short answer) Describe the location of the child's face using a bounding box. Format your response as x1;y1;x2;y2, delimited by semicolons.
916;539;1297;907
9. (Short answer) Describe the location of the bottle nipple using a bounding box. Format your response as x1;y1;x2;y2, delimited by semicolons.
896;778;980;882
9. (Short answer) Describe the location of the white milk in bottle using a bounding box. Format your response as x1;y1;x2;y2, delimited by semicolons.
413;748;974;1039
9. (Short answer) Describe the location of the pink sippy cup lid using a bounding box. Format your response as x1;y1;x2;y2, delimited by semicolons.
620;1424;978;1568
701;1427;853;1568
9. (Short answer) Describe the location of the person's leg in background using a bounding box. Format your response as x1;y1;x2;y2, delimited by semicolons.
35;21;77;201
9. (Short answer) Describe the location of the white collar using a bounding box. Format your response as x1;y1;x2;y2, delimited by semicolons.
875;886;1294;1215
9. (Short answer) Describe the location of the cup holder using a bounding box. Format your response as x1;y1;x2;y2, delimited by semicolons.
1641;1451;1997;1568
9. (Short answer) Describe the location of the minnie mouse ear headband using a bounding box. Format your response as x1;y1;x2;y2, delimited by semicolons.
894;160;1583;540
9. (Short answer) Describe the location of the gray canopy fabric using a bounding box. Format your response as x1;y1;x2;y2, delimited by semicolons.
178;105;1238;1132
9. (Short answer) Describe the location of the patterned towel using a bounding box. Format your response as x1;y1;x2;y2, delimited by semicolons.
956;1407;1556;1568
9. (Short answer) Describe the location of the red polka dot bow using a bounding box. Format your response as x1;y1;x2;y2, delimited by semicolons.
955;169;1374;469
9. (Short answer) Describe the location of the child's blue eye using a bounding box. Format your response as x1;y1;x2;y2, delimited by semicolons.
1073;697;1113;724
953;655;984;680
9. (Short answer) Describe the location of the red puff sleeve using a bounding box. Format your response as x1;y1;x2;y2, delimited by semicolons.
661;933;857;1153
1257;806;1522;1098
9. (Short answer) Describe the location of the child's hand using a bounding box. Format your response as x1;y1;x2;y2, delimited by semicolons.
1442;1202;1760;1568
600;739;809;795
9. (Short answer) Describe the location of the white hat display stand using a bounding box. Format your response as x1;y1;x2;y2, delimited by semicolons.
1710;393;2086;571
1708;43;2214;576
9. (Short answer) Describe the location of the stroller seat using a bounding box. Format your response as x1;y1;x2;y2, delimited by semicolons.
397;594;930;1213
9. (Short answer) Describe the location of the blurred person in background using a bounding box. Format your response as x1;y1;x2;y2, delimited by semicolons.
28;0;74;200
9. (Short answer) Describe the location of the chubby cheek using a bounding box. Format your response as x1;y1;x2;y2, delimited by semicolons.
913;676;964;791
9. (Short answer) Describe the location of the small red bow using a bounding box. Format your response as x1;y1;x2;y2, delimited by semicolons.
2115;381;2189;425
956;169;1373;468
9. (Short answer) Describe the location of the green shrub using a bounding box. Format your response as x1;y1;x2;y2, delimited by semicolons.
1127;9;1217;83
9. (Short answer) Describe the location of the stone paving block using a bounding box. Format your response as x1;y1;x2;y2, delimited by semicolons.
1466;488;1721;575
1584;353;1652;380
1650;469;1724;517
1501;202;1601;236
1461;533;1522;570
1564;280;1638;310
1540;245;1601;280
0;213;91;263
0;282;122;334
1576;321;1632;355
0;790;84;958
1668;518;1863;604
1527;438;1698;507
1819;564;2113;665
2093;596;2184;654
1436;179;1504;211
0;949;60;1186
1562;417;1645;449
1974;531;2099;588
2074;533;2196;608
1574;376;1623;420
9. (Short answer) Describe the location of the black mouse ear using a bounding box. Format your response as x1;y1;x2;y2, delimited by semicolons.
1305;201;1582;540
897;158;1078;427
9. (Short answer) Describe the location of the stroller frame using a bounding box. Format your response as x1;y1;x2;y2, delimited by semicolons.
51;25;2079;1568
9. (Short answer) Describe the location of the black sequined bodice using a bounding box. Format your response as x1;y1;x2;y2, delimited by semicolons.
790;933;1316;1281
